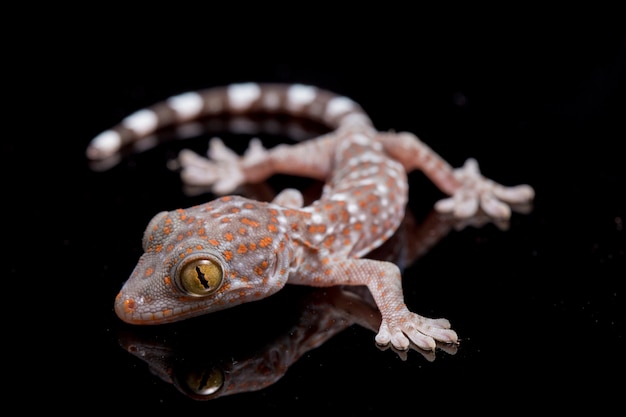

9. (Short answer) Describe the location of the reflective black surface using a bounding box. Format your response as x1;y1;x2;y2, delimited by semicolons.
15;21;624;413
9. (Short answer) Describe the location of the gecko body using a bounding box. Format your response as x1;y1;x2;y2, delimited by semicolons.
88;83;534;350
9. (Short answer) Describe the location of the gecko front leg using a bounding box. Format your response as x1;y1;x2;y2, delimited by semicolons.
298;258;458;351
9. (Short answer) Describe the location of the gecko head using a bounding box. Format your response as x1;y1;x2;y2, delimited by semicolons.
114;200;290;325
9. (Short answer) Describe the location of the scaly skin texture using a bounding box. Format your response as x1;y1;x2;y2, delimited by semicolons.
88;83;534;350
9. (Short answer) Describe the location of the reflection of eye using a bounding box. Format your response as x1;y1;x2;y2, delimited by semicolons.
178;258;223;296
182;366;225;397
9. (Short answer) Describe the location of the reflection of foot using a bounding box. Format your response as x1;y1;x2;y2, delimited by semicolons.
435;158;535;219
377;338;459;362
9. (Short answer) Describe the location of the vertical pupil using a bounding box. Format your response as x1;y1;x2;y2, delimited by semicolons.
195;266;210;288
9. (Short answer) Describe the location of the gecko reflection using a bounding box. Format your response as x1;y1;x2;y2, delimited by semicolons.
116;206;529;401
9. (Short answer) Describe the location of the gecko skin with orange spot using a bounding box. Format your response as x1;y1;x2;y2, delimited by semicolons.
88;83;534;351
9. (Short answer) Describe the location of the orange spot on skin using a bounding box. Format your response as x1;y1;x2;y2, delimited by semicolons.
223;250;233;261
177;234;184;241
248;243;257;251
267;224;278;233
323;235;335;248
221;196;232;202
209;239;220;246
254;266;264;275
371;205;379;215
224;232;234;241
163;226;172;234
354;223;363;231
186;247;193;254
308;225;326;234
238;228;247;235
237;244;248;254
230;207;241;213
164;276;172;286
167;244;174;252
197;228;206;236
162;309;173;317
155;244;163;252
244;203;255;209
241;218;260;227
259;237;273;248
221;217;231;223
261;260;268;269
145;267;154;277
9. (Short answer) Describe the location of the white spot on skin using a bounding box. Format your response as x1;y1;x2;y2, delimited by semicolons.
88;130;121;158
330;193;348;202
228;83;261;110
168;92;204;120
326;96;355;119
287;84;317;110
351;133;371;146
123;109;158;136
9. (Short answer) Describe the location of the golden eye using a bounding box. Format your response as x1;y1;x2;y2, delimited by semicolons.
178;259;223;296
181;366;224;397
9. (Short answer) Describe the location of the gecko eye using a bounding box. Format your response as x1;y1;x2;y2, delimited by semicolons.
180;366;225;397
178;258;223;296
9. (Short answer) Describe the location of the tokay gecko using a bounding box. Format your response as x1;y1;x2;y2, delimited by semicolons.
87;83;534;351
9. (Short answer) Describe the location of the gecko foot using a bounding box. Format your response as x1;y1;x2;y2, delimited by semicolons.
177;137;270;194
435;158;535;219
375;312;458;351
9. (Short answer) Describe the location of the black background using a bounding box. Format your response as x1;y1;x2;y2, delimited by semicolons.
10;10;624;413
